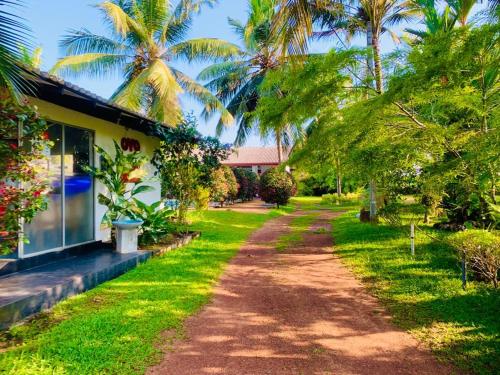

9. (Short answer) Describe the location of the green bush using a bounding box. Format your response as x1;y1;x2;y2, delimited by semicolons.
210;166;238;207
321;192;361;206
132;200;175;246
451;230;500;288
233;168;259;201
259;168;295;208
194;186;211;210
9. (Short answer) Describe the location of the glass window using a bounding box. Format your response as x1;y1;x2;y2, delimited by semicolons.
24;124;94;255
64;126;94;246
24;123;63;254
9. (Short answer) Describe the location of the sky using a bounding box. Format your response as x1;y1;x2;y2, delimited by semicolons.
18;0;486;146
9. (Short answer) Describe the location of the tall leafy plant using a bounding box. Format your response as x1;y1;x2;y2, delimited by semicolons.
152;114;230;223
85;140;154;228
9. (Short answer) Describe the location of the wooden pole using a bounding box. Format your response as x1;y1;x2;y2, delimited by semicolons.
410;223;415;257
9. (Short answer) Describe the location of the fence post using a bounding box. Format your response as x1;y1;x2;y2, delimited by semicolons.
410;223;415;257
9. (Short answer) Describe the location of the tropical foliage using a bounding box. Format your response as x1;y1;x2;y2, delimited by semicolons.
52;0;238;125
152;114;230;223
84;140;154;228
199;0;298;160
0;0;32;98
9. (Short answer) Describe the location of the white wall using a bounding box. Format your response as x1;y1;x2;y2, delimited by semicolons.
31;98;162;243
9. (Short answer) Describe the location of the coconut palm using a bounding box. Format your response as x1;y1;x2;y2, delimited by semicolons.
198;0;291;160
273;0;417;92
51;0;239;125
0;0;32;97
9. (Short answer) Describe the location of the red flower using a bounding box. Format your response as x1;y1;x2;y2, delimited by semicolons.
0;231;9;237
9;143;18;150
42;131;50;140
33;190;42;198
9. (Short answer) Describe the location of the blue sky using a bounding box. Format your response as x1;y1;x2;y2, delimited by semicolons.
20;0;485;145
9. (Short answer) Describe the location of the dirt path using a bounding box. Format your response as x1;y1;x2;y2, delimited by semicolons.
148;210;453;375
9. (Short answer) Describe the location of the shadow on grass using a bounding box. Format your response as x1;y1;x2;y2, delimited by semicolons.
332;212;500;375
0;210;274;375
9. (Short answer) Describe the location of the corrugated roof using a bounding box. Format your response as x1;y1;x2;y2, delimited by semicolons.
222;147;289;166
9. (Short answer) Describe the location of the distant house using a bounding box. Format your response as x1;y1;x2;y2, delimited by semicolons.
222;147;289;175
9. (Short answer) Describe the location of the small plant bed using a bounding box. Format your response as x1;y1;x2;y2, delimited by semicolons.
0;209;279;374
140;231;201;256
332;212;500;375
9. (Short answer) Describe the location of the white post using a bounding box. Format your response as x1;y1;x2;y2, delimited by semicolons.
410;223;415;257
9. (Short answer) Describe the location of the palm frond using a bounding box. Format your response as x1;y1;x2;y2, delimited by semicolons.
98;1;147;40
50;53;128;78
0;0;32;96
169;38;242;62
144;58;183;124
171;67;234;125
197;60;248;81
60;28;128;55
137;0;168;32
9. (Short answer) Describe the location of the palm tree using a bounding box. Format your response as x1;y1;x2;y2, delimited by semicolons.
273;0;416;220
274;0;416;92
0;0;32;97
198;0;291;161
51;0;239;125
405;0;477;41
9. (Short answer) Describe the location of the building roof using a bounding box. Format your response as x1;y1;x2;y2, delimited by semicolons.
222;147;289;166
22;68;166;137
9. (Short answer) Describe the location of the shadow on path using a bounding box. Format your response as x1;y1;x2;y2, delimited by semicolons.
148;211;454;375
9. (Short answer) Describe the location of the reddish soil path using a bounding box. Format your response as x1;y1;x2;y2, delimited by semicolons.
148;211;453;375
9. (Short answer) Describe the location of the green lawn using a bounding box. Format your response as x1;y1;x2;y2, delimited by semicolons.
332;212;500;375
0;209;279;375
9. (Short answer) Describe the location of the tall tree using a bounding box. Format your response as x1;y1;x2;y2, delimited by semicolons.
199;0;291;160
52;0;239;125
273;0;416;220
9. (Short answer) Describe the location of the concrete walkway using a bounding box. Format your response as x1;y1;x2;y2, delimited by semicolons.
148;210;452;375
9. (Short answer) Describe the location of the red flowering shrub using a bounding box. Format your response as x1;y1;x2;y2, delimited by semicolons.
0;94;52;254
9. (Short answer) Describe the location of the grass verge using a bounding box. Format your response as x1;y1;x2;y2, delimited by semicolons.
275;213;317;251
0;209;279;375
332;212;500;375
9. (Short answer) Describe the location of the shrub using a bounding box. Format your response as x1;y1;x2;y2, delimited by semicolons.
259;168;296;208
194;186;211;210
151;115;230;223
233;168;258;201
451;230;500;288
224;166;238;202
210;166;238;207
321;192;361;206
132;200;175;246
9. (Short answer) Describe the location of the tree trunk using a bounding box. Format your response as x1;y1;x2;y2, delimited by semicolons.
369;179;377;222
276;131;282;163
366;23;374;89
372;32;384;93
366;25;378;223
336;156;342;198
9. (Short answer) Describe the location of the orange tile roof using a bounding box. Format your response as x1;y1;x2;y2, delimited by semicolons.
222;147;289;166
